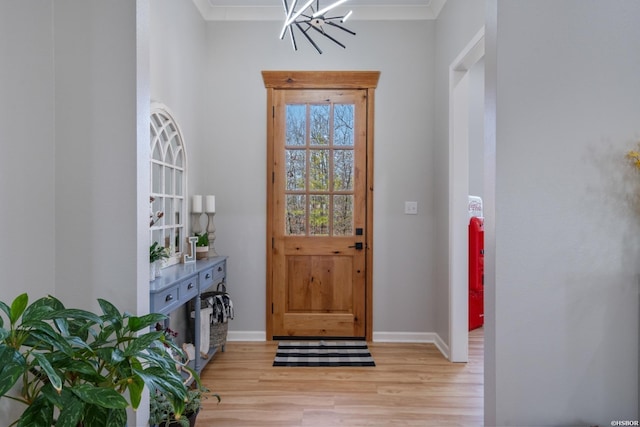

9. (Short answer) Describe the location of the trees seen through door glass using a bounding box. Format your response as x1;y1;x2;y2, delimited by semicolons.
285;102;355;236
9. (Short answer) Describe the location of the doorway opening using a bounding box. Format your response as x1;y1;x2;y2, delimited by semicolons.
449;28;485;363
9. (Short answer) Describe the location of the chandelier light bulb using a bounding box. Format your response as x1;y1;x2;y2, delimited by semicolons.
312;0;348;18
279;0;356;54
286;0;315;26
279;0;299;39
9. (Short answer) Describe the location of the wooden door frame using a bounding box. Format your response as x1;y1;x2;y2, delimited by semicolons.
262;71;380;341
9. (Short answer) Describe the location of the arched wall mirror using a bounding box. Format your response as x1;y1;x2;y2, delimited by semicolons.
150;102;188;267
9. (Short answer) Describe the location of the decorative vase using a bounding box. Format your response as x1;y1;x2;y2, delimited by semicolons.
195;246;209;260
155;260;163;277
149;262;157;281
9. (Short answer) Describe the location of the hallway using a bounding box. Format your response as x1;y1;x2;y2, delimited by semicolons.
198;329;484;426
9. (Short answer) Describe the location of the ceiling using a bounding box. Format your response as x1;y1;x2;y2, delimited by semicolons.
206;0;431;5
192;0;446;21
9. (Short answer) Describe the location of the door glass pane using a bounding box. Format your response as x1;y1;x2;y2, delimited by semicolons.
334;104;354;146
164;166;172;194
309;150;329;191
167;228;175;254
152;141;163;161
152;197;164;226
169;126;179;152
286;150;306;191
333;150;353;191
286;195;306;235
152;229;163;249
286;104;306;146
174;200;182;225
309;195;329;236
152;162;163;193
165;142;174;165
283;99;357;238
310;105;329;146
151;115;162;129
333;195;353;236
175;170;183;196
164;198;173;226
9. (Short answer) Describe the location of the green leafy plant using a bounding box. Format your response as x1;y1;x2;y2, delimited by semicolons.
150;241;170;263
149;383;219;427
195;233;208;248
149;324;219;427
0;293;194;427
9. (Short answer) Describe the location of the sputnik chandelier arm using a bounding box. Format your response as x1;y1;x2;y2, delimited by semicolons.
279;0;355;54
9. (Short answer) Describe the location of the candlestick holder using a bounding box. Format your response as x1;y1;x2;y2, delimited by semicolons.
191;212;203;236
206;212;218;257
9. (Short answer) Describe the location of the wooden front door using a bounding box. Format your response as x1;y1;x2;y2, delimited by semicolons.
263;71;379;340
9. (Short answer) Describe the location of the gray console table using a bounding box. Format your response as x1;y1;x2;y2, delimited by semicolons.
150;256;227;374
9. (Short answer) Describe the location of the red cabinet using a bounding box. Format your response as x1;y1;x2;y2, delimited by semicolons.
469;217;484;330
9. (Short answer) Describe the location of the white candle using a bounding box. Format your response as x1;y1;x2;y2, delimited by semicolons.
192;195;203;213
205;195;216;213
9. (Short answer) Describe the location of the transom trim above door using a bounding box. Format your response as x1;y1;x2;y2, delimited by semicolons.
262;71;381;89
263;71;380;341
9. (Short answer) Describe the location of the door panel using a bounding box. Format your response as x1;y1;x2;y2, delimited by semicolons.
272;89;367;338
287;255;353;313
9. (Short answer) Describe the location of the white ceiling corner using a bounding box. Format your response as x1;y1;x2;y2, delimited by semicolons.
191;0;448;21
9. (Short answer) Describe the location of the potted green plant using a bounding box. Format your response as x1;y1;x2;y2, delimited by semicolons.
149;383;219;427
149;324;220;427
0;293;195;427
150;241;170;279
194;233;209;260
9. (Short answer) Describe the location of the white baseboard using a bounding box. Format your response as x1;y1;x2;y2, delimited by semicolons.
226;330;266;342
226;330;450;360
372;332;449;360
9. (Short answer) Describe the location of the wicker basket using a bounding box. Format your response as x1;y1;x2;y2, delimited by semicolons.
210;321;228;350
201;283;232;351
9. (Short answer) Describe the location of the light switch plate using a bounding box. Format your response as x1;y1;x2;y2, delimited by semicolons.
405;201;418;215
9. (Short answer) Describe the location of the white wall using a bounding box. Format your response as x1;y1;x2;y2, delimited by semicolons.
203;20;437;336
0;1;55;303
468;58;484;199
486;1;640;425
1;1;150;425
0;2;56;422
150;0;208;196
54;0;144;315
54;1;150;424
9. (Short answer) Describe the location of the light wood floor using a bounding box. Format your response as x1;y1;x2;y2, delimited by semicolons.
198;328;483;427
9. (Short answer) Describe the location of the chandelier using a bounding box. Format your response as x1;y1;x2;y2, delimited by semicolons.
279;0;355;54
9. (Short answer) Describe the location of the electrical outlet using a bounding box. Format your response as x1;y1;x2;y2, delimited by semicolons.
404;201;418;215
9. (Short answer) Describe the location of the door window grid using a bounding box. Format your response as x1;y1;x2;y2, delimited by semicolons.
285;103;355;236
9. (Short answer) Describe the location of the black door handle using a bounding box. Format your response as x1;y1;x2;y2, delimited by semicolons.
349;242;364;250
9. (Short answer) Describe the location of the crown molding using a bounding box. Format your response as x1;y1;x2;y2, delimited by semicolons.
192;0;447;21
